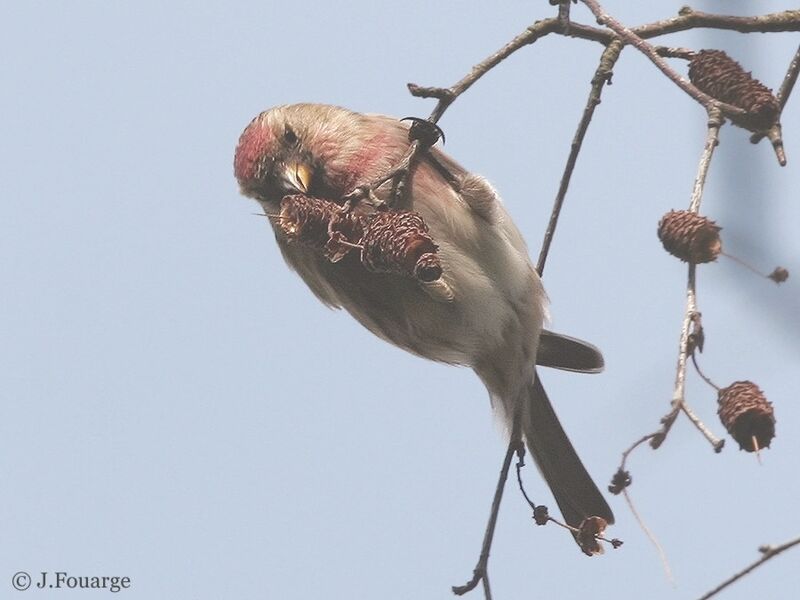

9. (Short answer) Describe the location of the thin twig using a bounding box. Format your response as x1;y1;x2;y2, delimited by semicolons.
655;46;696;61
536;39;623;275
452;436;523;597
580;0;747;119
353;18;561;212
775;43;800;109
634;7;800;38
721;251;773;279
369;8;800;212
619;433;658;472
408;18;562;124
650;108;723;452
557;1;571;28
689;108;723;212
751;43;800;144
564;7;800;46
408;8;800;130
680;402;725;451
514;449;538;511
611;437;673;580
690;352;721;392
652;109;723;451
623;489;675;584
481;572;491;600
697;536;800;600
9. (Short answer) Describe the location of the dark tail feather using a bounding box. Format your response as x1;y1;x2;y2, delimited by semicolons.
536;330;604;374
522;373;614;534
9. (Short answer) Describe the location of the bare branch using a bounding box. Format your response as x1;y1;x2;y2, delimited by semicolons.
623;489;674;584
776;43;800;108
580;0;747;118
655;46;696;61
408;18;562;124
751;43;800;146
536;39;623;275
563;7;800;45
388;8;798;595
651;108;726;451
452;435;523;598
406;6;800;131
689;108;724;213
680;401;725;450
558;3;571;24
697;536;800;600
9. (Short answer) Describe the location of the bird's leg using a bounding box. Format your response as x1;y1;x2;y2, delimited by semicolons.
342;118;446;210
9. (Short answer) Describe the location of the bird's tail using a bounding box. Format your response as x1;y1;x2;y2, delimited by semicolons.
521;373;614;535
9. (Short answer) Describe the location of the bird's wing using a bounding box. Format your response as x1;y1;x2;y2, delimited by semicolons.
424;145;499;224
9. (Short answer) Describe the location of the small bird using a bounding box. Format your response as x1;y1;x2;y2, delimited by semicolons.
234;103;613;545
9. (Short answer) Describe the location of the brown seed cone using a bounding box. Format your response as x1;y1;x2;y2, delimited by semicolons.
278;195;341;249
278;195;444;281
717;381;775;452
688;50;780;132
577;516;607;557
279;195;364;262
360;212;443;282
657;210;722;263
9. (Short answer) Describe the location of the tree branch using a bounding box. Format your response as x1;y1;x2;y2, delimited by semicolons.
697;536;800;600
536;39;623;275
580;0;747;118
651;108;725;452
408;18;562;124
750;42;800;148
635;7;800;38
452;435;523;598
775;43;800;108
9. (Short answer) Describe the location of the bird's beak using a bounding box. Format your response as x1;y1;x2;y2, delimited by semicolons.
281;162;312;194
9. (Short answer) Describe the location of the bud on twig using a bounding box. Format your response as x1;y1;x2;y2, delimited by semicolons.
608;468;632;495
688;50;780;132
533;505;550;526
768;267;789;284
718;381;776;452
657;210;721;263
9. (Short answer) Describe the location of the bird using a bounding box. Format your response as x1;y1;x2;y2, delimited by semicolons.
233;103;614;547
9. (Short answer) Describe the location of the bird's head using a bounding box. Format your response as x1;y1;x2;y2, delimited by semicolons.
234;103;382;205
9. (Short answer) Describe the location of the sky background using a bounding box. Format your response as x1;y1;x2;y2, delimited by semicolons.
2;2;799;599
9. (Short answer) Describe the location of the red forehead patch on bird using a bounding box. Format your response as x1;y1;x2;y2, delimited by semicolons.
234;118;275;184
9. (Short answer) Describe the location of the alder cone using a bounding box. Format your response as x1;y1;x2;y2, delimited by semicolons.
577;516;607;557
278;195;341;250
279;195;365;262
360;212;442;282
657;210;721;263
278;195;444;282
688;49;780;132
717;381;776;452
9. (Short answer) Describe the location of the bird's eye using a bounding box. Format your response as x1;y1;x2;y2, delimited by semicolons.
283;127;298;145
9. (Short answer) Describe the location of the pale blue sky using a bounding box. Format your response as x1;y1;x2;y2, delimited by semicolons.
2;2;799;599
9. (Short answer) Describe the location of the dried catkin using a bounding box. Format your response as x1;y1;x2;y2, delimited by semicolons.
688;50;780;132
